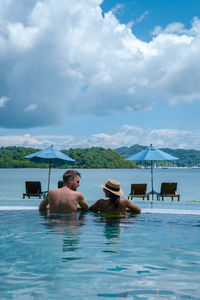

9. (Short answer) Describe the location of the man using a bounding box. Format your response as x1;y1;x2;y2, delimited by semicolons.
39;170;89;213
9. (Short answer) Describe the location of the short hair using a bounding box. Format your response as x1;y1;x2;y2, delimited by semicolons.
63;170;81;184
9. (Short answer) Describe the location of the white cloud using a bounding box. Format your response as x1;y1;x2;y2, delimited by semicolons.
0;0;200;128
111;3;125;16
0;96;9;107
0;134;76;149
1;125;200;150
152;17;200;36
24;104;37;112
130;10;149;27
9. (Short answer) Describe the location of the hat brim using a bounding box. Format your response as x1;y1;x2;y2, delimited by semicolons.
100;184;124;196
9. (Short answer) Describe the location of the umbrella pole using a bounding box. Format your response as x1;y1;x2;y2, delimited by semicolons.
48;159;52;191
151;160;154;201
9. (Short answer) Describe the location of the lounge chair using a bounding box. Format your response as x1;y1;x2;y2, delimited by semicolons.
128;184;149;200
157;182;180;201
58;181;63;188
23;181;44;199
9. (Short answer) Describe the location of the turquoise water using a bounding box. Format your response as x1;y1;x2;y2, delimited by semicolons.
0;169;200;299
0;209;200;299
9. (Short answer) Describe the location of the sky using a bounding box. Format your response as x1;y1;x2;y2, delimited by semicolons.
1;0;200;150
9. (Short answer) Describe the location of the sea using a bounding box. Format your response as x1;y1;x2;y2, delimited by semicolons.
0;167;200;203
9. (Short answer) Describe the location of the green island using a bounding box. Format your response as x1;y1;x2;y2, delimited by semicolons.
1;144;200;168
0;146;136;169
116;144;200;168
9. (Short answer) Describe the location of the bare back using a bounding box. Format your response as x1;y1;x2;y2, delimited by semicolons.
89;198;141;215
39;186;89;213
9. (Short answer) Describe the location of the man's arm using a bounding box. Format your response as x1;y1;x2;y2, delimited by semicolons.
125;199;141;214
77;193;89;210
39;194;49;211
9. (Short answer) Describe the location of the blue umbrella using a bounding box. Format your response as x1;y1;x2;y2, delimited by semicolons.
126;144;179;200
25;145;75;191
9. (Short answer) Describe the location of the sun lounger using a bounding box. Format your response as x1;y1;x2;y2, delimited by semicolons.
23;181;44;199
128;183;149;200
157;182;180;201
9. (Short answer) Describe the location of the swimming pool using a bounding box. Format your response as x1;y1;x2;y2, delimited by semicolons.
0;208;199;299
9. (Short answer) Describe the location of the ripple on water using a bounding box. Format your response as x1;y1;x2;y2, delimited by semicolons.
0;210;200;299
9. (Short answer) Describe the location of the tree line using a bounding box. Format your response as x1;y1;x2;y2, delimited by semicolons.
115;144;200;167
1;145;199;168
0;146;136;169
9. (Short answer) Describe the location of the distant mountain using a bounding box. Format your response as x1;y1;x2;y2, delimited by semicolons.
115;144;146;158
115;144;200;167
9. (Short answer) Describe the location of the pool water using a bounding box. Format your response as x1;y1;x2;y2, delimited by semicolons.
0;209;199;299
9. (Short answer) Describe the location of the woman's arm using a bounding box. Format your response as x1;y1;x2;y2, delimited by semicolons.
89;199;103;212
125;199;141;214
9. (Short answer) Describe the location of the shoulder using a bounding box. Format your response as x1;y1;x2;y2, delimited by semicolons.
76;191;85;200
76;191;83;197
120;197;129;204
96;199;106;205
120;197;135;207
47;189;58;196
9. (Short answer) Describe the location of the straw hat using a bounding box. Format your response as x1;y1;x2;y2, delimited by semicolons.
100;179;124;196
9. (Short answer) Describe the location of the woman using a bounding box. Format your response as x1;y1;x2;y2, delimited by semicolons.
89;179;141;215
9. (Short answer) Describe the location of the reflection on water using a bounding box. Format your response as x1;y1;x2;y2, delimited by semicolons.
40;211;87;261
103;218;122;242
92;214;123;244
92;213;137;244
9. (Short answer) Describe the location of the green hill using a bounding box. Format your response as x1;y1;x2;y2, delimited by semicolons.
0;146;136;169
115;144;200;167
1;145;200;168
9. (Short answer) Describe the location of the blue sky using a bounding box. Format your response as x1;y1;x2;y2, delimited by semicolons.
1;0;200;149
